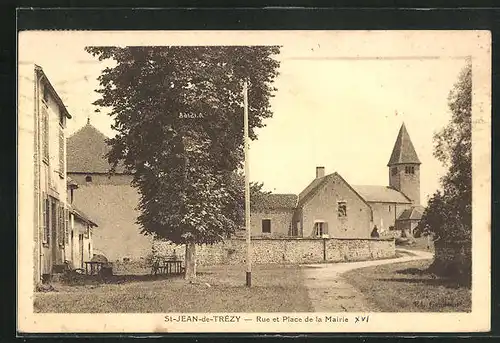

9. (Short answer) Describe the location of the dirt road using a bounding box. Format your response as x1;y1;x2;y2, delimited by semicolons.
302;249;434;312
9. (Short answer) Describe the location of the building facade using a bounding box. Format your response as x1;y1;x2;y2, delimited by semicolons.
19;64;72;284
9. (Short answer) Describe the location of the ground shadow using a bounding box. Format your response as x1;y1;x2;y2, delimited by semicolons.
60;273;183;286
375;276;468;289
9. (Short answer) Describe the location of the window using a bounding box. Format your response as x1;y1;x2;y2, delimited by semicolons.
405;166;415;174
261;219;271;233
41;106;49;162
42;194;49;244
85;175;92;182
59;129;65;175
338;201;347;218
64;207;69;245
314;222;328;237
388;205;391;212
391;167;397;176
58;203;65;246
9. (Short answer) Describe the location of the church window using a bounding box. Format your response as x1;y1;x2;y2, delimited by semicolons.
405;166;415;174
391;167;397;176
338;201;347;218
85;175;93;183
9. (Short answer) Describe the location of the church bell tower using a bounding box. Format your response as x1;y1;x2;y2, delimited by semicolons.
387;123;421;206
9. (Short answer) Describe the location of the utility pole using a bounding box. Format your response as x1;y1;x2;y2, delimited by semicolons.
243;80;252;287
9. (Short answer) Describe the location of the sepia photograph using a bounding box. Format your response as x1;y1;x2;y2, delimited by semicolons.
17;30;490;333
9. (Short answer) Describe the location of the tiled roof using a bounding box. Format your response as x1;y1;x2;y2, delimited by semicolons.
297;172;371;209
298;175;331;207
352;185;412;204
252;194;298;210
66;121;127;174
34;65;72;119
70;205;98;227
387;123;421;166
397;206;424;221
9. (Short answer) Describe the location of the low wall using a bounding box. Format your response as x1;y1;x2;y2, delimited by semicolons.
153;237;395;266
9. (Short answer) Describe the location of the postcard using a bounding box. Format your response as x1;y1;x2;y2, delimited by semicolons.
17;30;491;333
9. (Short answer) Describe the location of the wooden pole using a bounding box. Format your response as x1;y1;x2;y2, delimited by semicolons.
243;80;252;287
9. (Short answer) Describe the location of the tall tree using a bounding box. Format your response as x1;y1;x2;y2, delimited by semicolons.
419;61;472;275
86;46;281;280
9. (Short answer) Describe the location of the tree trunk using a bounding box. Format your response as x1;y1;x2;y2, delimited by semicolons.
184;242;196;281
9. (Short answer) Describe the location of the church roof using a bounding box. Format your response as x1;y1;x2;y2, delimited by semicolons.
67;121;127;174
352;185;412;204
397;206;424;221
387;123;421;166
252;194;298;210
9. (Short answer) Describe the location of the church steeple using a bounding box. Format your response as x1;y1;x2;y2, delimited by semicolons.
388;123;421;206
387;123;421;166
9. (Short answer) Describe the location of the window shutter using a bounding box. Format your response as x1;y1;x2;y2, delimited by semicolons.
64;207;69;245
58;204;63;246
59;128;64;174
42;106;49;161
41;193;47;244
43;196;50;245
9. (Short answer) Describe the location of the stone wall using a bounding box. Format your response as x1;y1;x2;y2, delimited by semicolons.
153;237;395;266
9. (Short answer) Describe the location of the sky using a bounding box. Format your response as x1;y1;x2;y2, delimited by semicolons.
18;31;483;207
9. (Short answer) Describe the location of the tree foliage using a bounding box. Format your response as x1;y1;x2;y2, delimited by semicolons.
419;61;472;242
86;46;280;245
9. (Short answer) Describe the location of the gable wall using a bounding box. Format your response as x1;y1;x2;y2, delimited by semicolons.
250;209;294;237
301;175;372;238
70;181;153;262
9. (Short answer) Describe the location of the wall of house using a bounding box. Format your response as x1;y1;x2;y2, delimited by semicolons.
369;202;412;233
301;174;372;239
153;237;395;265
18;64;38;285
71;182;153;262
250;209;294;237
66;214;94;269
39;76;69;275
20;66;70;283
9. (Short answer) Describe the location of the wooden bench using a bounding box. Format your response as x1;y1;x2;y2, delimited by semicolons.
151;258;184;276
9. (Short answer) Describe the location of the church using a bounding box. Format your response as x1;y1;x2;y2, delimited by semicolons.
249;123;424;239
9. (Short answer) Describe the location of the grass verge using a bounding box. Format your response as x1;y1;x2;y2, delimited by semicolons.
342;259;471;312
34;264;313;313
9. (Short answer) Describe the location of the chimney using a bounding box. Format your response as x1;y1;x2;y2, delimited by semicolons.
316;166;325;179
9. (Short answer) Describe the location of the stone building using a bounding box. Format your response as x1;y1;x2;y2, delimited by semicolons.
19;64;99;285
250;123;423;238
66;120;153;262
